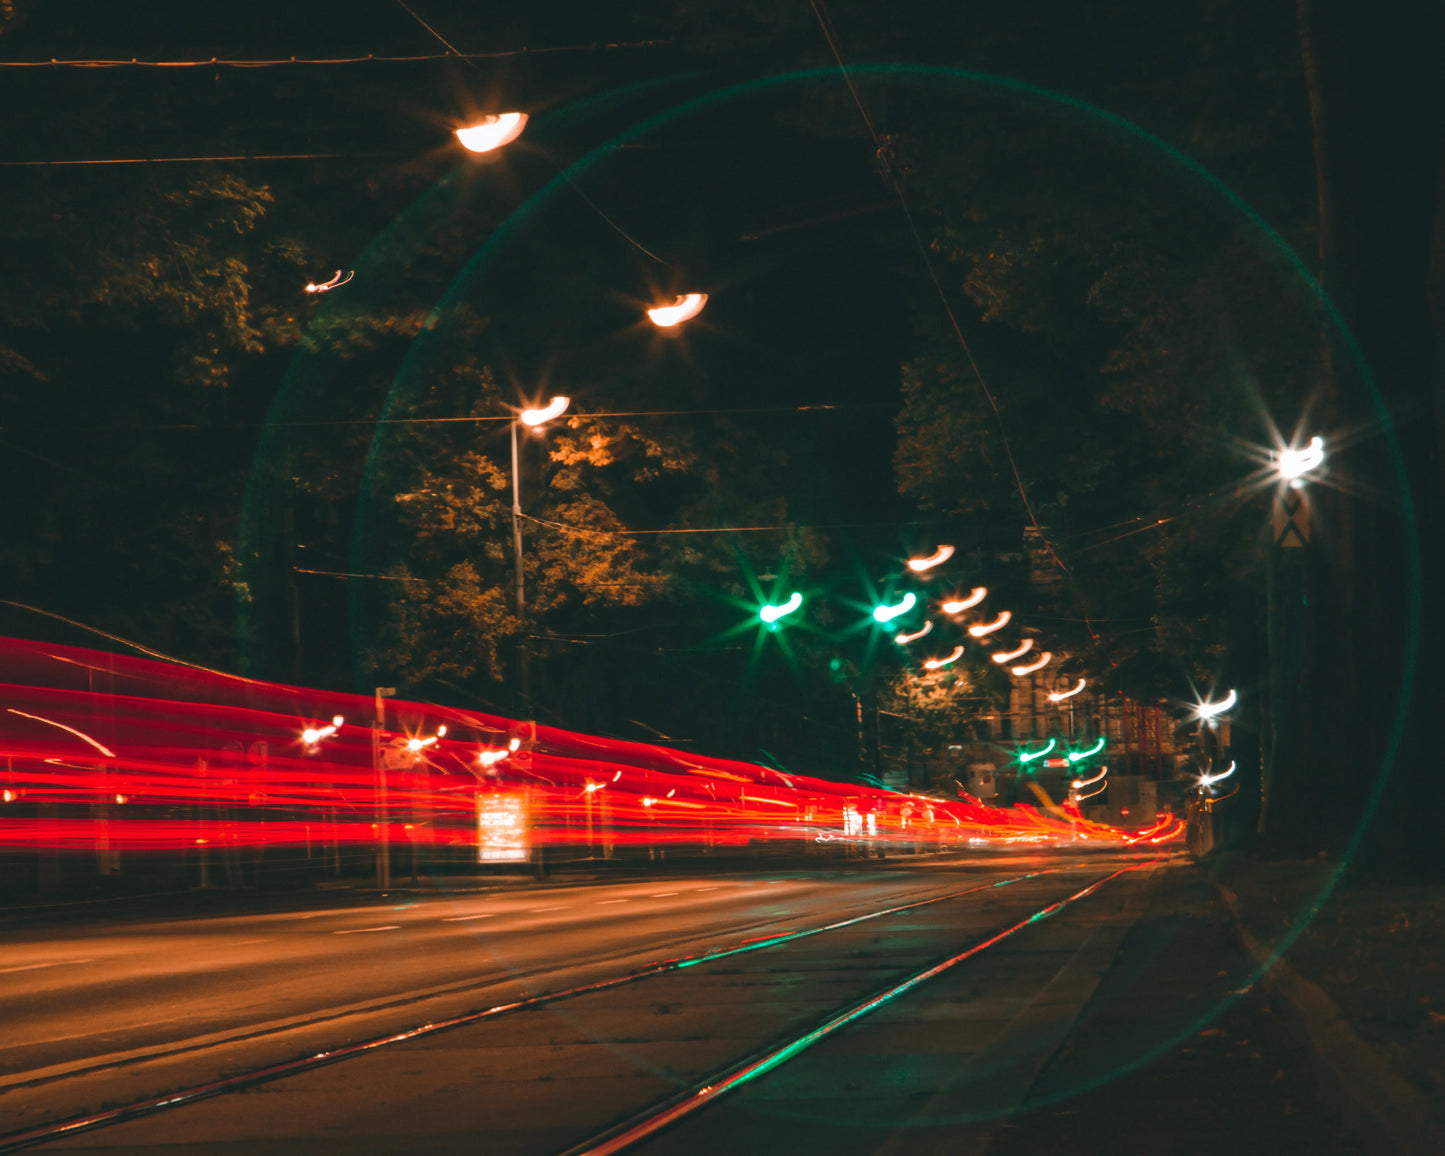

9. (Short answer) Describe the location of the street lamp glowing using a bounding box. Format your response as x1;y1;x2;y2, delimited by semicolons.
1199;761;1237;788
942;588;986;614
923;645;964;670
873;592;917;623
992;639;1033;664
477;747;511;767
647;293;707;327
406;724;447;753
301;715;345;745
1276;436;1325;482
304;270;353;295
908;545;955;572
455;112;528;153
895;620;933;644
1071;764;1107;788
1067;737;1106;763
1012;652;1052;676
1049;678;1087;702
1018;738;1055;764
759;592;803;624
520;396;570;427
968;610;1010;637
1194;689;1237;721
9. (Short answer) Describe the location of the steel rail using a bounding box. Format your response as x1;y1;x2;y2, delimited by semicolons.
565;857;1163;1156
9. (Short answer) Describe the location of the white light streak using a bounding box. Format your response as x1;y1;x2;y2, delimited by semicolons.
301;715;345;746
1012;652;1052;676
942;588;987;614
647;293;708;327
873;592;917;623
1276;436;1325;481
923;646;965;670
455;112;528;153
894;620;934;645
968;610;1010;637
520;396;570;427
303;270;353;294
759;592;803;623
5;709;116;758
1199;761;1237;789
1049;679;1087;702
1194;689;1237;721
907;545;955;572
992;639;1033;664
1071;765;1108;789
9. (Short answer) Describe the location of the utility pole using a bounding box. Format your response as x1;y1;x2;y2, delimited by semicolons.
374;686;395;890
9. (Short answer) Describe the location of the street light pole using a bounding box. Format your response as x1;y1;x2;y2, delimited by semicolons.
510;397;570;710
1259;436;1323;837
373;685;395;890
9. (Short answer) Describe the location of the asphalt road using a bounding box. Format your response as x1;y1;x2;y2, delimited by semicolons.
0;851;1372;1155
0;852;1075;1135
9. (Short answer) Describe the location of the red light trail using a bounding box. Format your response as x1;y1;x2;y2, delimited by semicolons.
0;637;1177;856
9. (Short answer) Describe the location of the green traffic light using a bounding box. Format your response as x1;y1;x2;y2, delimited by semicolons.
1067;737;1106;763
1018;738;1056;764
872;592;917;623
759;592;803;625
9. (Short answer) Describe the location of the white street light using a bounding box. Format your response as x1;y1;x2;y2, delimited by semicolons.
1199;761;1237;789
1194;689;1237;722
455;112;528;153
520;396;570;427
1049;679;1087;702
302;715;345;746
1275;436;1325;483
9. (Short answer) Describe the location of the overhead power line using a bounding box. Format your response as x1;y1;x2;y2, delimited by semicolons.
0;42;667;69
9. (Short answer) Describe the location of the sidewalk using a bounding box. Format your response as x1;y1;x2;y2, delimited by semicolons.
1210;852;1445;1154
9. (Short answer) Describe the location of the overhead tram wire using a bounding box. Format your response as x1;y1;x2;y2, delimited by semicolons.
808;0;1100;639
0;42;667;68
0;402;885;432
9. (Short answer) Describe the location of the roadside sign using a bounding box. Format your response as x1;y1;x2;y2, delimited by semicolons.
478;790;530;862
1272;489;1309;547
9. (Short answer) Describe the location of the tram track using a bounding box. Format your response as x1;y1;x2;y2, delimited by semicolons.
0;868;1064;1153
564;857;1162;1156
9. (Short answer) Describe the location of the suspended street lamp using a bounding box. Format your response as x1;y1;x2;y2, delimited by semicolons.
942;588;987;614
992;639;1033;664
923;645;964;670
1011;652;1052;676
647;293;708;328
894;620;934;645
455;112;528;153
967;610;1010;637
1049;678;1087;702
907;545;955;572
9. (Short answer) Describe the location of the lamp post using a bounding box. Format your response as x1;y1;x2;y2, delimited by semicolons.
373;686;395;890
511;396;570;706
1260;435;1324;836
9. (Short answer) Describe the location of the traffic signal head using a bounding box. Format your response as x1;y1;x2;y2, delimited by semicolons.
872;592;917;624
758;592;803;629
